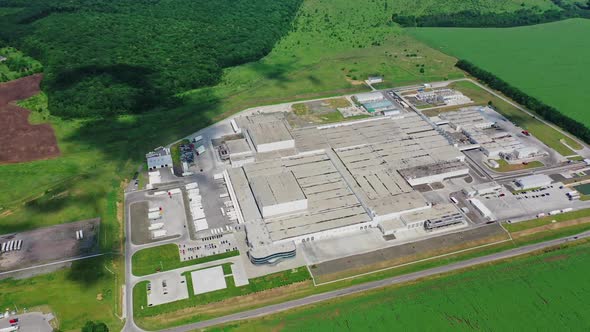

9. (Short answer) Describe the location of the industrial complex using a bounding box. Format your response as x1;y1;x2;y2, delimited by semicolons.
121;78;590;316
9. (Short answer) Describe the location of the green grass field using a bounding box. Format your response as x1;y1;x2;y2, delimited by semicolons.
134;266;311;330
131;244;238;276
491;159;544;172
410;19;590;128
0;256;123;331
213;241;590;331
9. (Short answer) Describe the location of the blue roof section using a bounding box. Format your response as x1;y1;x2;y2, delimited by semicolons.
362;100;398;112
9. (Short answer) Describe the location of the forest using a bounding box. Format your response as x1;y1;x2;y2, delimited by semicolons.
393;1;590;27
0;0;302;117
456;59;590;144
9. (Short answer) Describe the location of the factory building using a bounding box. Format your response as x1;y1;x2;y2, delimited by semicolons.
439;107;544;161
146;147;173;170
416;88;471;106
515;174;553;190
224;111;471;265
378;204;465;235
224;138;254;167
354;91;384;103
463;182;502;198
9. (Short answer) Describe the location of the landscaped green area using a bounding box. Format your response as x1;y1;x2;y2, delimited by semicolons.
0;46;42;82
449;80;582;156
504;207;590;232
490;159;544;172
134;266;311;330
0;256;123;331
212;241;590;331
410;19;590;128
131;243;238;276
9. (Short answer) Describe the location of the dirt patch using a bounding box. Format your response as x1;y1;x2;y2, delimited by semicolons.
0;218;100;274
312;223;510;283
0;74;60;164
544;254;568;262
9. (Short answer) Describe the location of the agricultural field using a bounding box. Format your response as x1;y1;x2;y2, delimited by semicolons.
410;19;590;127
213;241;590;332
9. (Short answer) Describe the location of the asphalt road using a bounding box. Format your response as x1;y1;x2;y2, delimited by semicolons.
150;230;590;332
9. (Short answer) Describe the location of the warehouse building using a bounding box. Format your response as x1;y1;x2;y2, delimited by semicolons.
354;91;384;103
235;114;295;153
515;174;553;190
225;112;471;264
224;138;254;167
439;108;544;160
463;182;502;198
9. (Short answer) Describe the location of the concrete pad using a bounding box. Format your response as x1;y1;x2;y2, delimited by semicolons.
146;272;189;306
301;228;386;265
0;312;54;332
191;266;227;295
230;261;249;287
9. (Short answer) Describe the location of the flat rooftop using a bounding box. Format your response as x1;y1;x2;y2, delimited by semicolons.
226;138;251;155
226;112;468;246
229;152;371;243
249;171;306;208
248;121;293;145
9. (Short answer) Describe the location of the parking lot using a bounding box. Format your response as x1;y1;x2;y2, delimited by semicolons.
0;219;99;273
178;233;238;261
146;271;189;307
183;135;239;239
129;191;188;245
0;312;54;332
480;182;580;222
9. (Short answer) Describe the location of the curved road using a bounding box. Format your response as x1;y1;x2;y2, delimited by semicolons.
131;231;590;332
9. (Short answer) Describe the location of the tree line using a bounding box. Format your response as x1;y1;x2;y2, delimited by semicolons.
456;59;590;144
393;3;590;28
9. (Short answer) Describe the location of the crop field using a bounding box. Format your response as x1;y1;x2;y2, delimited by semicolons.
214;241;590;332
410;19;590;128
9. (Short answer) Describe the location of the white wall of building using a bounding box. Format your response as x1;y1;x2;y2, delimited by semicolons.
261;199;308;218
255;139;295;153
406;168;469;186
